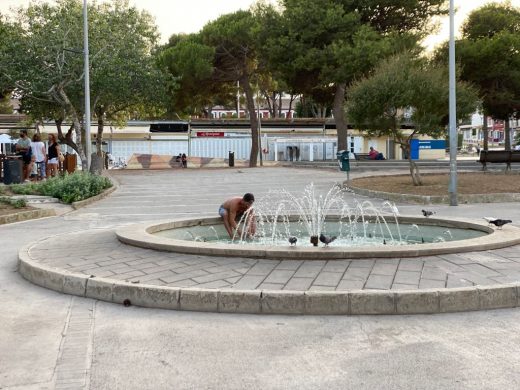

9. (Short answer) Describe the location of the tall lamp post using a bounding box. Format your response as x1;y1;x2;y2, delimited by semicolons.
83;0;91;171
448;0;458;206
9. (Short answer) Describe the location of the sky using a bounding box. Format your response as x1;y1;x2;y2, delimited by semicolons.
1;0;520;50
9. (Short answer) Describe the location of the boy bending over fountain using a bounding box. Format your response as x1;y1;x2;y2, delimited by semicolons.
219;193;256;239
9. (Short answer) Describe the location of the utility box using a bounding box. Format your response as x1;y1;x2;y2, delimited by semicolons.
336;150;350;172
228;151;235;167
64;153;77;174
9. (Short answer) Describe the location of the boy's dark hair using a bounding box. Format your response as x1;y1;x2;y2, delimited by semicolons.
243;193;255;203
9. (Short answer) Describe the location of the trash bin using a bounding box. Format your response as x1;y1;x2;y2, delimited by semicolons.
228;151;235;167
336;150;350;172
3;158;23;184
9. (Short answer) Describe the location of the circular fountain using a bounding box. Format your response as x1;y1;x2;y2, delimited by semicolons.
116;184;520;259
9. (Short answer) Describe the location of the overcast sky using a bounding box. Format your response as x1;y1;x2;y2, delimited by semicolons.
1;0;520;50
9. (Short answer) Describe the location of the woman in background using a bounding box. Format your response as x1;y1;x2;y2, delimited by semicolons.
47;133;61;177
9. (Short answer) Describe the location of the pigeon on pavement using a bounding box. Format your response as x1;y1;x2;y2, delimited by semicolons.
319;234;337;246
422;209;435;218
288;236;298;246
483;217;496;225
488;219;512;229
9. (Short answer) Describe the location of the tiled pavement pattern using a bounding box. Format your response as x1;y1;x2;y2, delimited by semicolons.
53;297;95;390
29;229;520;291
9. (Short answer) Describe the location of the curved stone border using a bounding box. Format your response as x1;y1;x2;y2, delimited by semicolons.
17;243;520;315
115;216;520;259
0;208;55;225
348;185;520;205
343;173;520;205
71;185;117;210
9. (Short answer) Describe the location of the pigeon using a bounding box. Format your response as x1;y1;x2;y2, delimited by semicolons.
288;236;298;246
319;234;337;246
488;219;512;229
422;209;435;218
483;217;496;225
123;299;132;307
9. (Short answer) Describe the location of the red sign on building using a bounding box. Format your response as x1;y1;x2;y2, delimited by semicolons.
196;132;225;137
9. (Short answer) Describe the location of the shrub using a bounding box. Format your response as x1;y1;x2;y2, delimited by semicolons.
10;198;27;208
10;183;40;195
10;173;112;204
38;172;112;203
0;196;27;208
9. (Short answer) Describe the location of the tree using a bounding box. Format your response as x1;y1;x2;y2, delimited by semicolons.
260;0;447;150
88;1;170;172
347;54;478;185
160;11;263;166
158;35;239;119
1;0;168;171
451;3;520;151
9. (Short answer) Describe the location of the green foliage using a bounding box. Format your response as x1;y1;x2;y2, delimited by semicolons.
10;173;112;203
10;183;40;195
1;0;170;168
0;196;27;208
259;0;447;149
39;173;112;203
0;94;12;114
347;53;479;143
433;3;520;150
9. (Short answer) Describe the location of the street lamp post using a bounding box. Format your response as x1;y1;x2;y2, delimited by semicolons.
448;0;458;206
83;0;91;171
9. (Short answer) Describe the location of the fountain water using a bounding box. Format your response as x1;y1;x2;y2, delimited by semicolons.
154;184;484;248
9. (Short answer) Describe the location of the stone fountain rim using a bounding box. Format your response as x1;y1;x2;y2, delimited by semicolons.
115;215;520;259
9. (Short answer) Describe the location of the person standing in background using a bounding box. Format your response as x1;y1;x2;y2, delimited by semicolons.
29;133;47;181
46;133;61;177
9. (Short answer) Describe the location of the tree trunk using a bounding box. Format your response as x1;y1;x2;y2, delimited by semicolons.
56;86;87;171
271;92;278;118
241;76;259;167
333;82;348;151
403;143;422;186
482;114;489;151
96;109;104;156
55;119;80;153
505;118;511;151
288;94;295;118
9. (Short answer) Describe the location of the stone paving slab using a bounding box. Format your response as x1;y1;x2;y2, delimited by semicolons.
25;229;520;292
17;228;520;314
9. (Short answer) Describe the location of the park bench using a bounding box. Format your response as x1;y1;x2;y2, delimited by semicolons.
353;153;371;160
478;150;520;171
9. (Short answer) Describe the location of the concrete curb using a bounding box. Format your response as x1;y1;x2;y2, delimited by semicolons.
0;208;55;225
115;216;520;259
71;184;117;210
348;186;520;205
17;243;520;315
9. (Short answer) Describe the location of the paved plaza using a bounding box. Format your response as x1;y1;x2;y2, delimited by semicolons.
2;167;520;388
26;230;520;291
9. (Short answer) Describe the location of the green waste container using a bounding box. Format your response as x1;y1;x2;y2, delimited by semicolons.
336;150;350;172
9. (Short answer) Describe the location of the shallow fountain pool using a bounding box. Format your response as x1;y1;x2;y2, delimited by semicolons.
153;220;486;247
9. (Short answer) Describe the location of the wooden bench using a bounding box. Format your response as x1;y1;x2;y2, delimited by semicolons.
478;150;520;170
354;153;371;160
